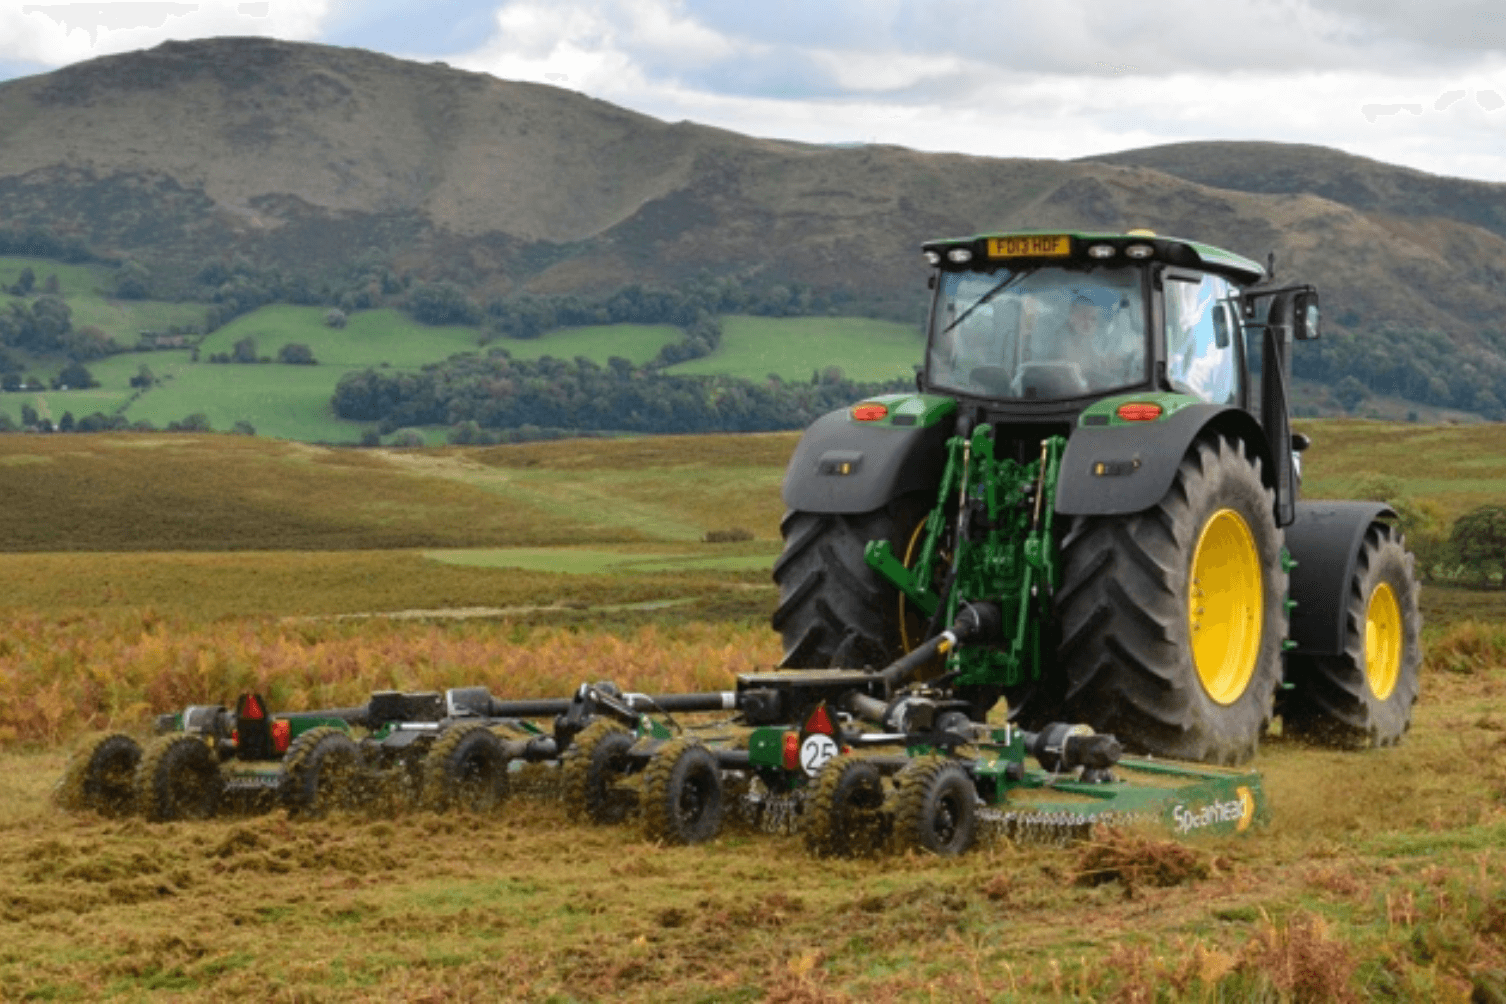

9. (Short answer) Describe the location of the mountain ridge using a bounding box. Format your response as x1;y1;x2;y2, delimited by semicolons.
0;36;1504;416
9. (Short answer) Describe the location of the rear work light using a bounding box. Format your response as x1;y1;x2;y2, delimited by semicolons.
782;732;801;771
1116;402;1163;422
851;402;888;421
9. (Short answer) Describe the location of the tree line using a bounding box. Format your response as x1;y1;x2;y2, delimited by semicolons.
332;351;907;436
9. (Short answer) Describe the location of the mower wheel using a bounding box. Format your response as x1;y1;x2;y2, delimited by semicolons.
423;722;510;813
136;734;223;822
803;754;888;858
641;739;723;845
891;756;977;856
1056;432;1286;765
1282;522;1422;748
562;720;636;824
55;733;142;816
772;494;931;669
282;727;364;818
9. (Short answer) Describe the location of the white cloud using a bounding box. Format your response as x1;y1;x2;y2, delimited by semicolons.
0;0;331;66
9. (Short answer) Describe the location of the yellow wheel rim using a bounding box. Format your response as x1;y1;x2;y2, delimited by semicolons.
1364;582;1402;700
1188;508;1263;705
898;517;929;653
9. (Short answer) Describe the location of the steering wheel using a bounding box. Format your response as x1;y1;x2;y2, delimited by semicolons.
1011;361;1089;398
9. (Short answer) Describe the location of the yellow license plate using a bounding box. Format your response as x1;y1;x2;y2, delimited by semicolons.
987;235;1071;258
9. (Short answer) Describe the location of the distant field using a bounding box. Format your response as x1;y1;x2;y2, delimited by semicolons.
0;255;208;351
491;323;680;366
1294;418;1506;520
198;306;481;368
0;255;110;298
666;315;924;382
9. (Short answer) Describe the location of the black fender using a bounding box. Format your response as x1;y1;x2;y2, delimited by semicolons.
1285;500;1396;656
781;408;952;513
1054;403;1276;518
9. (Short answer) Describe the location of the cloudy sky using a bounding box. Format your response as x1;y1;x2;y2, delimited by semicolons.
3;0;1505;181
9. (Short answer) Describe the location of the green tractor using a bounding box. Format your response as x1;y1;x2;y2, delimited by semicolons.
774;230;1422;764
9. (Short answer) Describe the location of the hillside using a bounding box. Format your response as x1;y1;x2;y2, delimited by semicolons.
0;38;1504;421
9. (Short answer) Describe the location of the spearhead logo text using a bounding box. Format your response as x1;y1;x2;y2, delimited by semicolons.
1172;786;1256;834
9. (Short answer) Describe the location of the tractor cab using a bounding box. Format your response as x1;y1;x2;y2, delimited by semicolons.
919;231;1310;418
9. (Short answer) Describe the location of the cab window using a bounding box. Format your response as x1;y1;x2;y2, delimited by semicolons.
1164;272;1242;406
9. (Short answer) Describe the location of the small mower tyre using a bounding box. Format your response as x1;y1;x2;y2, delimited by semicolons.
282;727;364;818
891;756;977;856
803;754;888;858
641;739;723;845
135;734;223;822
772;494;931;669
1055;432;1286;765
56;733;142;816
561;720;636;824
1282;522;1422;748
423;722;510;813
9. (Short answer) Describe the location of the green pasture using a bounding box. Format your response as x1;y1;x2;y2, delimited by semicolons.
666;315;924;382
0;255;110;298
199;306;482;367
118;361;364;441
491;323;680;366
0;255;208;344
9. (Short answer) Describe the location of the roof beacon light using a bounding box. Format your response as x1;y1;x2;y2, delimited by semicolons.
1087;244;1116;259
924;250;941;266
1125;244;1155;259
851;402;888;422
1117;402;1163;422
946;247;973;264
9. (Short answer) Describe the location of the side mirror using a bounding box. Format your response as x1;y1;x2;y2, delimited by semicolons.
1294;290;1320;340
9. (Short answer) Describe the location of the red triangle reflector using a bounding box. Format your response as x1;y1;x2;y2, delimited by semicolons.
804;704;834;736
242;694;265;720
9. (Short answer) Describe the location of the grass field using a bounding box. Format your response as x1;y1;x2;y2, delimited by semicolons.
666;315;925;383
1;419;1505;1000
491;323;681;366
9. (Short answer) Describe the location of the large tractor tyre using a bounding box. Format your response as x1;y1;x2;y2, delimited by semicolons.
282;727;364;819
1281;523;1422;748
773;494;932;669
1055;432;1287;766
135;735;224;822
803;754;889;858
56;733;142;816
561;720;637;824
891;756;977;857
423;723;510;813
641;739;723;845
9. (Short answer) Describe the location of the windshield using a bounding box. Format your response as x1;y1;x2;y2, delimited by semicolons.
927;265;1147;402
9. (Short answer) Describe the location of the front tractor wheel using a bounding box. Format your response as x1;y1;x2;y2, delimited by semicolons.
772;496;930;669
1055;432;1287;765
1282;523;1422;748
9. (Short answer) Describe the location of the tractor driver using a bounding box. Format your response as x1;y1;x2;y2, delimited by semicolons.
1035;293;1141;392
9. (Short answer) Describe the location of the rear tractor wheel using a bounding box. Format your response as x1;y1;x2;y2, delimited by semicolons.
1282;522;1421;747
772;495;931;669
1055;432;1287;765
55;733;142;816
641;739;723;845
